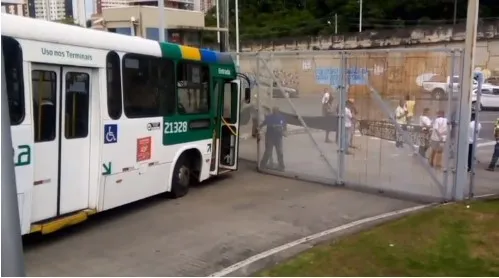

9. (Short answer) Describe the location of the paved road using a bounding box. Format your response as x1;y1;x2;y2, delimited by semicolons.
478;111;499;141
23;161;417;277
239;130;499;200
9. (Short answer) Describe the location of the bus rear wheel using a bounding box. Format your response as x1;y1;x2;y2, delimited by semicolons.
169;155;191;198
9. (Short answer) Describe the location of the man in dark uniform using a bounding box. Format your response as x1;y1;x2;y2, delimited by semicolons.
259;106;287;171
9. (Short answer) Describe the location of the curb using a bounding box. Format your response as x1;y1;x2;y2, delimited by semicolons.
209;204;434;277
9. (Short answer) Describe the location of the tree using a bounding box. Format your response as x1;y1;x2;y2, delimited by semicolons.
56;16;78;26
205;0;499;41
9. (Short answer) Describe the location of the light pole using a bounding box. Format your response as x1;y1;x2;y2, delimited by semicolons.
453;0;458;25
158;0;166;42
359;0;363;32
216;0;220;43
235;0;240;66
327;14;338;35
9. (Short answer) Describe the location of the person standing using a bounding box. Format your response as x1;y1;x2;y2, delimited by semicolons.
467;112;482;172
418;107;432;157
394;99;408;148
405;95;416;125
429;110;448;169
321;88;334;142
259;107;287;171
348;98;358;149
486;118;499;171
344;100;354;155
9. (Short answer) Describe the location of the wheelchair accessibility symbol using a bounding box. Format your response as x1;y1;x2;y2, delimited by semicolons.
104;124;118;144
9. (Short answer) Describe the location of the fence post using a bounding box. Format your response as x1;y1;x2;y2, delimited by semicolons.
469;71;484;198
337;51;346;185
452;50;465;199
443;50;456;200
256;54;261;170
454;0;480;201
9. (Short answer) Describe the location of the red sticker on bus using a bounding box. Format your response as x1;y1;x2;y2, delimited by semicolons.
136;137;152;162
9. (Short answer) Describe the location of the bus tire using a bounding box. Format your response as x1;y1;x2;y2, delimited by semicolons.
169;155;191;198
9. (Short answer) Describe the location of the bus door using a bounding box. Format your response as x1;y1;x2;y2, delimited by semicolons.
30;64;92;222
217;80;241;171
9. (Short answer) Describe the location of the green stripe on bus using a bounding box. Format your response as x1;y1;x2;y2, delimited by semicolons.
159;42;182;60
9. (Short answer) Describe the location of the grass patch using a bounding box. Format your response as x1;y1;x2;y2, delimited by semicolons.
259;200;499;277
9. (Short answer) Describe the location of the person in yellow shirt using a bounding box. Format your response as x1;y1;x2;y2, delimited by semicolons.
405;95;416;125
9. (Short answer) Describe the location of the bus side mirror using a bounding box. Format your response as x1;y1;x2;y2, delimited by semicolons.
244;88;251;103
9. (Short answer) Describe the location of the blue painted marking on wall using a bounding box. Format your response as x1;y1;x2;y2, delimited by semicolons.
104;124;118;144
315;67;369;87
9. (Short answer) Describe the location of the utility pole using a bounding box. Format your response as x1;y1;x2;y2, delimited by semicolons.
335;13;338;34
235;0;240;66
455;0;480;200
158;0;166;42
216;0;220;44
218;0;229;52
359;0;362;32
1;45;26;277
453;0;458;25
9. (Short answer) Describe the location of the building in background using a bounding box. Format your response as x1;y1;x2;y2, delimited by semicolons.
90;4;225;47
95;0;128;13
200;0;213;13
24;0;72;20
95;0;201;14
75;0;85;25
1;0;29;16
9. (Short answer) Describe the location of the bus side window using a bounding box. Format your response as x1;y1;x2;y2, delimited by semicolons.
32;70;57;142
157;57;175;115
65;72;90;139
106;51;122;120
2;36;25;125
122;54;168;118
176;62;210;114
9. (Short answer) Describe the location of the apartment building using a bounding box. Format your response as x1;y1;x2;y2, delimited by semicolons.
95;0;128;13
200;0;213;13
23;0;72;20
1;0;29;16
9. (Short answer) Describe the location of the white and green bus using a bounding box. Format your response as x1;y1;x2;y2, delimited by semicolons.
2;14;250;235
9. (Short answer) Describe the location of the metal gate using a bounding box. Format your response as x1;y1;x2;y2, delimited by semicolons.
236;49;465;203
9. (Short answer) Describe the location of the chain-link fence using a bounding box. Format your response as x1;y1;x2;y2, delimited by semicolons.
236;49;467;202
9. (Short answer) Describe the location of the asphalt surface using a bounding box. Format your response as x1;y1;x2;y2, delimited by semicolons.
22;161;417;277
478;111;499;141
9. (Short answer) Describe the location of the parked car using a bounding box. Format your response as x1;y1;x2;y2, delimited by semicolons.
422;75;478;100
471;85;499;111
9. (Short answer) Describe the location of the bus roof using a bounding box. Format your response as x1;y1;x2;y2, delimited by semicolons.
1;14;234;66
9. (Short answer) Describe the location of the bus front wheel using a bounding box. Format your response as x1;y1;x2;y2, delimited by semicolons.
169;155;191;198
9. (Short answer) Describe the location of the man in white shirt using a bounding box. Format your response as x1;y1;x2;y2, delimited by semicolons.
394;100;408;148
430;110;448;169
344;101;353;155
467;113;482;172
418;108;432;157
321;88;331;106
321;88;334;142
